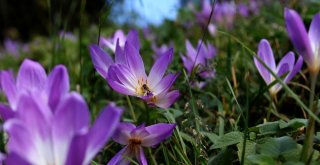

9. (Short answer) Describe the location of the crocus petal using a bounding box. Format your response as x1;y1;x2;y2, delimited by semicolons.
0;71;18;109
148;48;173;89
65;134;87;165
107;64;138;95
4;120;48;165
136;147;147;165
276;52;295;77
153;73;179;95
5;152;31;165
107;146;130;165
285;56;303;83
131;123;150;138
186;40;196;60
89;44;114;78
126;29;140;50
0;103;15;121
16;59;47;92
15;94;52;135
45;65;69;111
107;69;136;96
285;8;313;66
154;90;180;109
115;39;127;65
124;42;147;80
254;39;275;84
83;103;123;165
52;92;90;165
142;123;176;147
181;54;193;74
113;122;136;145
308;13;320;66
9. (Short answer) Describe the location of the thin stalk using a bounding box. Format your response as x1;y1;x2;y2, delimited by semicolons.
126;96;137;122
148;148;157;165
79;0;86;93
300;72;318;163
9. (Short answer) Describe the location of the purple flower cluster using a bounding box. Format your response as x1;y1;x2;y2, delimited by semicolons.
90;30;180;108
181;40;217;88
254;8;320;95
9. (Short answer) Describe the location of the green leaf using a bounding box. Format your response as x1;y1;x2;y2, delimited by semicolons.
279;119;307;130
256;121;280;135
247;154;277;165
210;131;243;149
202;131;219;144
237;140;256;165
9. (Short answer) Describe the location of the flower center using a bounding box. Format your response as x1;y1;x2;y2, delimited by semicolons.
136;78;153;96
128;137;142;153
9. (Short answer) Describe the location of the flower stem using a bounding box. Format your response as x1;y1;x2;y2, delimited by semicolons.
126;96;137;123
301;72;318;163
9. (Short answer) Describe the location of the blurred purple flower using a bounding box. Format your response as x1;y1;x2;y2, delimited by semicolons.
254;39;303;95
3;92;122;165
208;23;217;36
59;31;77;42
4;39;19;57
195;0;212;26
89;30;140;79
214;2;236;29
99;30;127;53
181;40;216;88
237;3;249;17
108;122;175;165
0;59;69;121
152;42;174;60
285;8;320;73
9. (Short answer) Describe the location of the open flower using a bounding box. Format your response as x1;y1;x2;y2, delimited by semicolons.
181;40;216;88
3;92;123;165
99;30;140;53
254;39;303;95
0;59;69;121
107;40;180;108
89;29;140;79
108;123;176;165
285;8;320;73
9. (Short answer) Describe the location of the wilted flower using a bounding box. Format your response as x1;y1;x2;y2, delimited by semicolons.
254;39;303;95
181;40;216;88
89;30;140;78
0;59;69;121
99;30;127;52
3;92;123;165
108;123;176;165
285;8;320;73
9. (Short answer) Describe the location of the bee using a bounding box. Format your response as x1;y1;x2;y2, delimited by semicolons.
142;84;152;96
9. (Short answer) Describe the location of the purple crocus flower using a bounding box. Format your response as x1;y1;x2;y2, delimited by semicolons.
237;3;249;17
181;40;216;88
99;30;127;53
108;122;176;165
195;0;212;26
3;92;123;165
91;30;179;108
254;39;303;95
285;8;320;73
0;59;69;121
107;41;180;108
214;2;236;29
89;30;140;79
